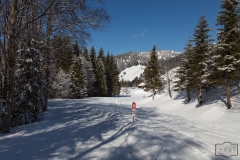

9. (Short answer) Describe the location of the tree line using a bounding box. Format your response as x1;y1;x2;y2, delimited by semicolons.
0;0;111;133
174;0;240;109
51;43;120;99
143;0;240;109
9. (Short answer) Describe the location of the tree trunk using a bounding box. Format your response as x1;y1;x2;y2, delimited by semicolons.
187;91;190;102
168;78;172;98
152;90;155;100
2;0;18;133
165;66;172;98
42;56;49;111
42;9;54;111
226;79;232;109
199;84;203;105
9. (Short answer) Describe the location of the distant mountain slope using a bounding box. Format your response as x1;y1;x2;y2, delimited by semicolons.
115;50;182;71
119;64;145;82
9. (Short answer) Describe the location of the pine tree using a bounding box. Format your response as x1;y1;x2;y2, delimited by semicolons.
98;47;106;64
96;58;107;96
79;48;96;97
174;40;195;102
90;46;98;71
98;47;107;77
89;46;99;96
110;55;121;96
14;48;42;126
81;57;96;97
213;0;240;109
51;69;71;98
107;54;121;96
143;45;163;100
83;47;90;61
190;15;212;105
70;57;87;98
105;53;112;96
73;42;80;57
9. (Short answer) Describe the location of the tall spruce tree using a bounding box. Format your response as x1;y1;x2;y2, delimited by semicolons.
110;55;121;96
73;42;80;57
190;15;212;105
143;45;163;100
90;46;98;71
213;0;240;109
96;58;107;96
105;53;112;96
70;57;87;98
98;47;106;65
79;55;96;97
98;47;107;79
174;40;195;102
51;69;71;98
89;46;99;96
14;48;42;125
106;54;121;96
83;47;90;61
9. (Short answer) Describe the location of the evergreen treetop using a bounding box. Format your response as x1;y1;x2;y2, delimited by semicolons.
214;0;240;83
90;46;98;72
143;45;163;100
83;47;90;61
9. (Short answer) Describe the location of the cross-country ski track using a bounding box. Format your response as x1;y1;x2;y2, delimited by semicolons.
0;90;240;160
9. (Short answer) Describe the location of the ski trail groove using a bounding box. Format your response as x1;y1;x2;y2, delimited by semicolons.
134;117;222;160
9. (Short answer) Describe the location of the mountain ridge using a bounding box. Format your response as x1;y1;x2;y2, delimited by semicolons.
114;50;183;72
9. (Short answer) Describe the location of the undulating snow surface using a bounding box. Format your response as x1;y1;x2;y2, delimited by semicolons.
119;65;145;82
0;86;239;160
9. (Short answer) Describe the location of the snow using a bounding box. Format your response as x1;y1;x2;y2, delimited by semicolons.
137;82;145;87
0;85;239;159
119;64;145;82
1;66;240;159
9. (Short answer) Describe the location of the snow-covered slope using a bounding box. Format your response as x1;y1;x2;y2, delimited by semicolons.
119;64;145;82
1;69;239;159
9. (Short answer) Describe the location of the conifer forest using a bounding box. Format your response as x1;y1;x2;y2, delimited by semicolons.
0;0;119;133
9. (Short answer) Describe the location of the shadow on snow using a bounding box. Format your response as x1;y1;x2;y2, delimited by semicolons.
0;98;230;160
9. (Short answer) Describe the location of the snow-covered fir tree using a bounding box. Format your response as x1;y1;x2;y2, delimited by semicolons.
80;55;96;97
51;69;71;98
174;40;195;102
83;47;90;61
96;58;107;96
89;46;99;96
98;48;107;84
98;47;106;66
14;48;42;126
73;42;80;57
190;15;213;105
110;55;121;96
90;46;98;72
211;0;240;109
105;53;112;96
143;45;163;100
70;56;87;98
107;55;120;97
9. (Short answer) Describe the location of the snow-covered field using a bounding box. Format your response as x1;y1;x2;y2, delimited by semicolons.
0;86;239;160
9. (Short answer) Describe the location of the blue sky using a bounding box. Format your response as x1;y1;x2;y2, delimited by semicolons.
88;0;221;55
